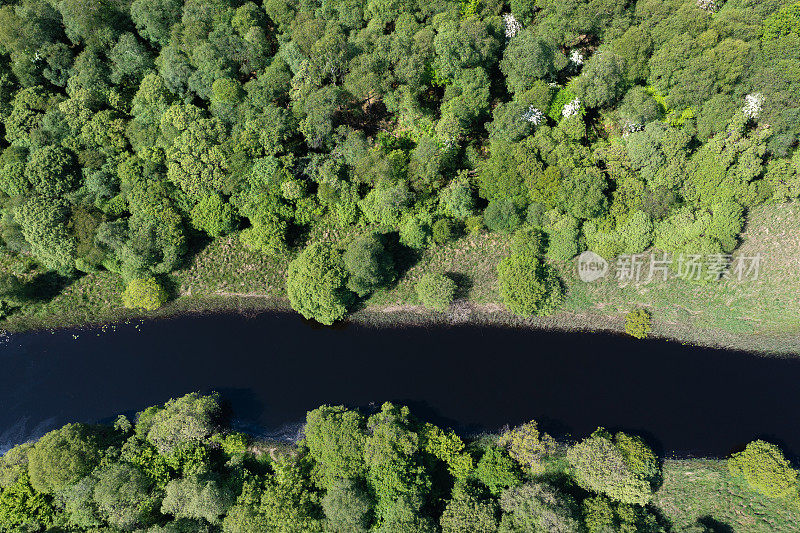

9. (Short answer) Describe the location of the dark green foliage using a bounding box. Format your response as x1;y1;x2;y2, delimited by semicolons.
343;232;396;297
0;0;791;335
287;242;352;325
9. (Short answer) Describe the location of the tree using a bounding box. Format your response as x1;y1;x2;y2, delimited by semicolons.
122;276;169;311
728;440;799;500
572;51;627;108
322;478;373;533
141;392;221;455
287;243;352;325
415;272;457;312
93;463;159;530
26;423;100;494
498;483;583;533
474;447;522;495
500;29;565;94
162;476;235;524
498;420;556;475
625;309;652;339
190;194;238;237
303;405;367;483
343;232;396;297
440;491;498;533
498;230;563;317
566;429;659;505
130;0;183;46
15;196;76;273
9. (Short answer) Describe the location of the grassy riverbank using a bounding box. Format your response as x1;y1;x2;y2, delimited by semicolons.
2;202;799;354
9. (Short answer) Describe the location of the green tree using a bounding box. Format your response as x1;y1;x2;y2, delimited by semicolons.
728;440;799;500
415;272;457;312
440;490;498;533
287;242;352;325
474;447;522;495
190;194;238;237
322;478;374;533
93;463;159;530
498;230;563;317
122;276;169;311
24;145;78;197
162;476;235;525
498;482;583;533
566;429;659;505
498;421;557;475
572;51;627;108
27;423;100;495
304;405;367;483
343;232;396;297
15;196;76;272
142;392;221;455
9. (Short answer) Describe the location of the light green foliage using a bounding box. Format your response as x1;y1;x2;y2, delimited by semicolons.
26;423;100;495
343;232;396;297
304;405;367;483
122;276;168;311
498;482;583;533
321;478;373;533
440;490;498;533
567;429;659;505
415;272;457;312
475;447;522;495
287;242;352;325
498;420;557;475
162;476;235;524
24;145;78;197
728;440;800;500
498;229;564;317
190;194;238;237
399;215;431;249
142;392;221;455
15;196;76;272
93;463;159;530
420;423;473;479
625;309;652;339
359;182;413;227
619;86;661;127
0;443;33;489
432;218;456;244
0;474;54;532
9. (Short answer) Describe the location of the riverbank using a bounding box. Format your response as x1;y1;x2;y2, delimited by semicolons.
1;201;798;354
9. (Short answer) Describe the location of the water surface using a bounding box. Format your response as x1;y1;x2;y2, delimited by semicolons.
1;313;798;457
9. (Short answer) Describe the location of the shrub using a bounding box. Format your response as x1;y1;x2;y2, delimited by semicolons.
728;440;799;500
122;277;168;311
484;199;524;233
432;218;455;244
625;309;651;339
416;272;457;312
498;232;563;317
343;232;395;297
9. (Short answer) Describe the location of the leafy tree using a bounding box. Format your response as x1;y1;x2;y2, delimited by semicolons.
440;490;498;533
475;446;522;495
625;309;652;339
484;199;524;234
728;440;799;500
566;429;659;505
498;482;583;533
500;29;565;94
15;196;76;272
287;242;352;325
498;421;557;475
93;463;160;530
130;0;183;46
162;476;235;524
142;392;221;455
416;272;457;312
304;405;367;483
498;230;564;317
322;478;373;533
572;51;628;108
122;276;169;311
0;474;54;532
27;423;100;494
343;232;396;297
190;194;238;237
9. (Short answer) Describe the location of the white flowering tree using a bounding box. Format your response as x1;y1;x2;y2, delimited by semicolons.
503;14;521;39
742;93;763;121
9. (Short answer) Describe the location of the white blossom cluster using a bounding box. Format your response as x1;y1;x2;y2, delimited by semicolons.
743;93;763;120
696;0;718;13
562;98;581;118
621;122;644;137
521;106;545;125
503;14;522;38
570;50;584;66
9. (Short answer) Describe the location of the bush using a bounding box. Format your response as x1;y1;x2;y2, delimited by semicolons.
484;199;524;233
122;277;168;311
498;232;564;317
432;218;455;244
343;232;395;297
728;440;799;500
416;273;457;312
286;242;352;325
625;309;651;339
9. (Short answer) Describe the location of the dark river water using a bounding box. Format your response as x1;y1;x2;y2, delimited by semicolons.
1;312;799;458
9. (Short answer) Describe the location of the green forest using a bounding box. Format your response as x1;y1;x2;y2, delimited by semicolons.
0;0;798;326
1;392;799;532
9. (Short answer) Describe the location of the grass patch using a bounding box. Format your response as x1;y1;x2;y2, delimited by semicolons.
655;459;800;532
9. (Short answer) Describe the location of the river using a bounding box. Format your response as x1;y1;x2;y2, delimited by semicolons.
1;312;798;457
